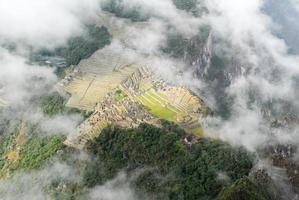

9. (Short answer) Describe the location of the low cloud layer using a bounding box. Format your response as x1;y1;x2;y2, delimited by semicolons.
0;49;57;106
89;172;138;200
0;162;79;200
203;0;299;150
0;0;101;49
1;0;299;198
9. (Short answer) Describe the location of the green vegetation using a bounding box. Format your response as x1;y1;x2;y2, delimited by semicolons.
101;0;149;22
0;134;14;170
18;135;65;170
39;92;66;116
216;178;274;200
114;89;128;101
136;89;179;122
37;92;90;118
173;0;198;11
59;25;111;67
103;0;201;17
0;118;22;172
83;123;254;199
137;95;177;121
48;181;84;200
0;119;65;175
31;25;111;77
0;121;274;200
172;0;208;16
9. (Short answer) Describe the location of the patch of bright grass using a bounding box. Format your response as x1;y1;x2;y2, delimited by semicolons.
186;127;204;137
137;95;177;121
18;135;65;170
114;89;127;101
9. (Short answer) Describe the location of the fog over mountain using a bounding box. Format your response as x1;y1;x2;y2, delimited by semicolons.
262;0;299;54
0;0;299;199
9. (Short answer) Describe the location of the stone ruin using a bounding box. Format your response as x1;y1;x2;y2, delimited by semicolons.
64;66;208;149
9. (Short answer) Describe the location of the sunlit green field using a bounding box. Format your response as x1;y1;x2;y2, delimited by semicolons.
136;89;180;122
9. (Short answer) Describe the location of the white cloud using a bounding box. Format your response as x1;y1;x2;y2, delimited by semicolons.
202;0;299;153
89;172;138;200
0;0;101;48
0;49;57;106
290;0;299;11
205;0;299;73
0;162;78;200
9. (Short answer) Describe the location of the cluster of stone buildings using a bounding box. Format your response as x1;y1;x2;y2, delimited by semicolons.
64;66;207;148
58;67;80;87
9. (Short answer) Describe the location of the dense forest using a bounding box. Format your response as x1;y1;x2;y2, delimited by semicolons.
101;0;149;22
58;25;111;67
31;25;112;77
0;89;276;199
0;116;274;199
101;0;202;22
82;122;262;200
36;92;90;117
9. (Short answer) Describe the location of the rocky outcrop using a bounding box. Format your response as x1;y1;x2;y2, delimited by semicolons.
189;32;213;78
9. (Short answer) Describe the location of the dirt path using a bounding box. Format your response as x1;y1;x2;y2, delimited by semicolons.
79;77;95;103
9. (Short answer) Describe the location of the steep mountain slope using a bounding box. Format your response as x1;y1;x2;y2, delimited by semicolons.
1;1;296;199
58;11;210;148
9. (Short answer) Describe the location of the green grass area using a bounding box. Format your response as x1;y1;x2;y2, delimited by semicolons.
0;118;22;173
0;135;14;171
135;89;181;122
146;89;169;102
186;127;204;137
0;121;65;175
18;135;65;170
36;92;90;118
114;89;128;101
137;95;177;121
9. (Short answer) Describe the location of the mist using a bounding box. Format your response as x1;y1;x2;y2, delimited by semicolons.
0;0;299;199
0;0;101;49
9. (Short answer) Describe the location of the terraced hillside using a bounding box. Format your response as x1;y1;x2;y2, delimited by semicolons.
60;48;140;110
64;66;208;148
60;11;209;148
59;11;149;111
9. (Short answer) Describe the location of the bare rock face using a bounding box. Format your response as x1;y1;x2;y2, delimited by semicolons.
189;32;213;78
259;141;299;196
270;145;299;194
